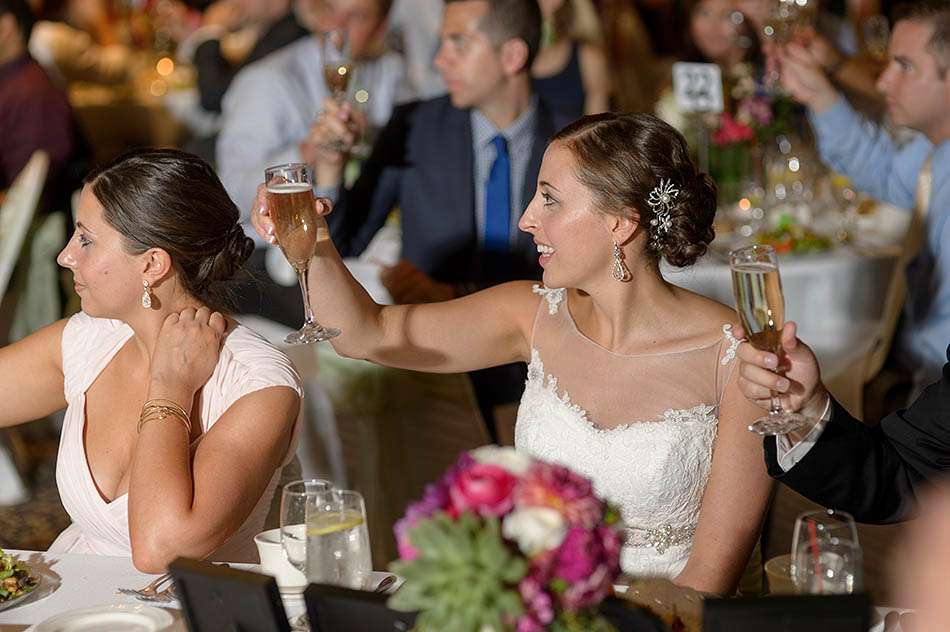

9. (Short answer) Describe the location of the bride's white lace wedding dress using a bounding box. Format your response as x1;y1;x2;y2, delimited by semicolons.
516;286;740;578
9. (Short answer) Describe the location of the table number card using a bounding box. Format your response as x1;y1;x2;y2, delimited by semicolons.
672;62;724;114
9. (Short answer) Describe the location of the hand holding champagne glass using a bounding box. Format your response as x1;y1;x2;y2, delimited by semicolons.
730;245;811;435
264;163;340;344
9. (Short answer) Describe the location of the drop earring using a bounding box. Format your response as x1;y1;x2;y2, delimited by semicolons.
612;243;632;282
141;280;152;309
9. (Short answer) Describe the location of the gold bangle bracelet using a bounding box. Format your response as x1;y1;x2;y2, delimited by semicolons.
138;399;192;435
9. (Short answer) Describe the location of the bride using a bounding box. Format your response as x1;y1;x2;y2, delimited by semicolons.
253;112;771;594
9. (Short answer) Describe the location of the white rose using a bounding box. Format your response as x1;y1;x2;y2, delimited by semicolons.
470;445;532;476
502;507;567;556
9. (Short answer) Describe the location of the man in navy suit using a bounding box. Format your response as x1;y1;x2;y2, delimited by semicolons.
306;0;573;433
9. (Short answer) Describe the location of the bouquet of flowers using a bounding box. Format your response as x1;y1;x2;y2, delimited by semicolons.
388;446;624;632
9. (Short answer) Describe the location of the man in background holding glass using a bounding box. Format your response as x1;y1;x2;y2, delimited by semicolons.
305;0;573;436
217;0;411;323
770;0;950;393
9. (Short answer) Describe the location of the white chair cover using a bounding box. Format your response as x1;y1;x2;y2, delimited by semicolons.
0;151;49;303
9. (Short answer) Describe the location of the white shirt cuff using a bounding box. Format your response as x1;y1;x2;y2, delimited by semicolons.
775;396;833;472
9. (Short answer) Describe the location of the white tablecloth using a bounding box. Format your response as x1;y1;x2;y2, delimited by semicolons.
0;551;317;630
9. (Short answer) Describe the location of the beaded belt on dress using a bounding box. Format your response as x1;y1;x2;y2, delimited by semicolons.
624;523;696;554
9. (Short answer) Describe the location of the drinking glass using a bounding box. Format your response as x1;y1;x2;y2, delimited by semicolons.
264;163;341;344
791;509;862;594
321;29;352;103
305;489;372;589
862;15;890;63
729;245;811;435
280;479;334;573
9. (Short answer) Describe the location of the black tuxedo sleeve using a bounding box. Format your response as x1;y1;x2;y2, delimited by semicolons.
763;350;950;524
328;102;416;258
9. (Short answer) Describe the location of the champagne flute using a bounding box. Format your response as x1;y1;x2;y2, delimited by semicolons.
321;29;352;103
280;479;334;573
791;509;862;594
264;163;341;344
729;245;811;435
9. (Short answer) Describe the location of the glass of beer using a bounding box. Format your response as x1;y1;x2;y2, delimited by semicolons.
729;244;810;435
264;163;340;344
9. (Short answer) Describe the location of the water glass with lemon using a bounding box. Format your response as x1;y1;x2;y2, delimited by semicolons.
306;490;371;589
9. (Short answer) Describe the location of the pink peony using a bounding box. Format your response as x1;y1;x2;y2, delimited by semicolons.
713;112;755;146
553;526;623;610
737;97;773;127
448;462;518;517
516;462;604;529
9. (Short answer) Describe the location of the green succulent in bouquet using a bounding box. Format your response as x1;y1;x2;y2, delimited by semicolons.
389;512;528;632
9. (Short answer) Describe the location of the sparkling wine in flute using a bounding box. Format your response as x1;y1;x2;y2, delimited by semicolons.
323;63;351;100
729;245;809;436
267;182;327;271
732;262;785;353
264;162;339;345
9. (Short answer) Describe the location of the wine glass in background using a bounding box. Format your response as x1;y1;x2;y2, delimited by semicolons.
791;509;862;594
306;489;372;589
322;29;352;102
862;15;890;63
280;479;334;574
729;245;812;435
830;172;858;243
264;163;341;344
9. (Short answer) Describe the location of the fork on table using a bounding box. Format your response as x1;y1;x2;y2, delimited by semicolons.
116;572;174;601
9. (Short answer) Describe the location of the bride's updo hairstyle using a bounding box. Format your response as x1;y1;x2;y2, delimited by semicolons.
552;112;717;268
84;148;254;311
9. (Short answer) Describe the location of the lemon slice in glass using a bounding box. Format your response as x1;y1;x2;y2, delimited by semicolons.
308;510;364;536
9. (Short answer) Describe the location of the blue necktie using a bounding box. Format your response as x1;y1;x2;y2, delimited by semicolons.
485;135;511;251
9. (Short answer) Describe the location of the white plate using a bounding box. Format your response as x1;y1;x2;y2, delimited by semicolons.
32;603;174;632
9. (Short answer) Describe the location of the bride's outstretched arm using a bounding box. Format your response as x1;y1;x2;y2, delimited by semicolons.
0;319;68;427
251;187;537;372
674;367;774;595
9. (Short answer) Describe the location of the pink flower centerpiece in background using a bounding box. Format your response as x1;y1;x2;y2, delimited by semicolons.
388;446;623;632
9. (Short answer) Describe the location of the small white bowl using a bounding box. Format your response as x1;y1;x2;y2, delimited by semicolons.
254;528;307;593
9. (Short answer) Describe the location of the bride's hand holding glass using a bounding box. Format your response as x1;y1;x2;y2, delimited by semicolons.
734;320;830;439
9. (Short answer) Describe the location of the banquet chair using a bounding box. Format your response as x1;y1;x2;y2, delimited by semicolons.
0;151;49;305
0;151;50;507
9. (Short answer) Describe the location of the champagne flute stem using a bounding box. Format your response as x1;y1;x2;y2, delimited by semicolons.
297;264;316;327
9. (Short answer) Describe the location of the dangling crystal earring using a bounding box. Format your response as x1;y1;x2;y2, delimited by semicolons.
141;280;152;309
612;243;632;282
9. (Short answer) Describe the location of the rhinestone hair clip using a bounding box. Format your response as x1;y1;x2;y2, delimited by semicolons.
647;178;679;249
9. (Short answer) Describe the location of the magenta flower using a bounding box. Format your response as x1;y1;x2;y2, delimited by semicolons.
713;112;755;146
516;462;604;529
449;462;518;517
553;526;623;610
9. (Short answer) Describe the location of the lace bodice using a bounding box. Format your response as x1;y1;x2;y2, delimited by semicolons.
515;286;739;579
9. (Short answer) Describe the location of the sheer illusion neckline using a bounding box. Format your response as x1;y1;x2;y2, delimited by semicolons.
526;348;718;433
560;292;728;359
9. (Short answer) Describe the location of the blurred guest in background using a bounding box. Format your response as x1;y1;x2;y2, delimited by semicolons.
216;0;408;222
309;0;572;436
27;0;139;85
0;0;81;211
772;0;950;392
386;0;445;98
158;0;307;115
531;0;610;118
